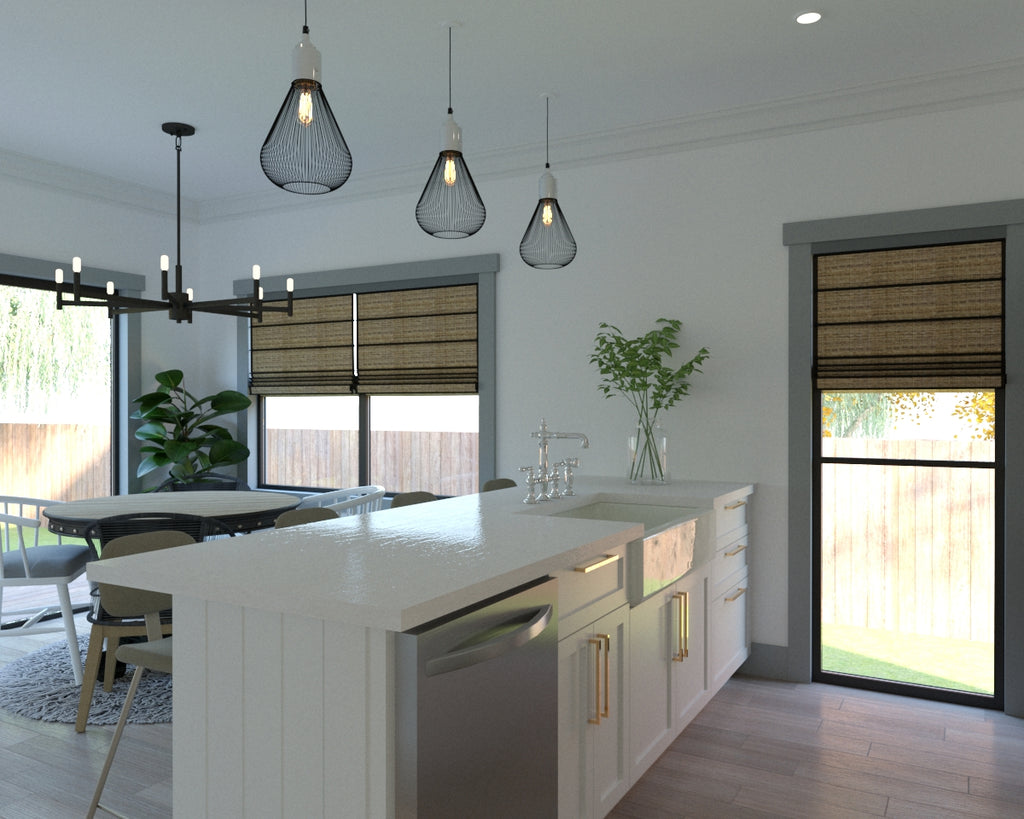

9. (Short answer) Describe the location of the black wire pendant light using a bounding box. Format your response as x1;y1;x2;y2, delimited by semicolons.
56;123;294;324
260;1;352;194
520;96;577;269
415;26;486;239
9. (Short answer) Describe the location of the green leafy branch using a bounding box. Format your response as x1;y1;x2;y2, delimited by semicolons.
590;318;709;431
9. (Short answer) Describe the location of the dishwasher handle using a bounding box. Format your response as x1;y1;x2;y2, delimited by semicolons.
425;604;554;677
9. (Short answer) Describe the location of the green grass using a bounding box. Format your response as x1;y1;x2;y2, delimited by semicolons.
821;622;994;695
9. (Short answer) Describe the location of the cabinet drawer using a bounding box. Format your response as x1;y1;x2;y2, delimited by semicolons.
556;543;628;637
711;527;749;591
710;569;749;686
715;495;749;541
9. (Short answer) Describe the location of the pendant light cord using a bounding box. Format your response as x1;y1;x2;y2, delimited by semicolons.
447;26;453;114
174;134;182;275
545;96;550;169
303;0;309;34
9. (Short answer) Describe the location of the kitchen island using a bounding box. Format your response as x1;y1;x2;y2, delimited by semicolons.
87;477;753;817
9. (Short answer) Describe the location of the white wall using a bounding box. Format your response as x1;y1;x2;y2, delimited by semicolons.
5;95;1023;653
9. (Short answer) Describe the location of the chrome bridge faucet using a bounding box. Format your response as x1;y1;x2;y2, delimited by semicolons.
520;419;589;503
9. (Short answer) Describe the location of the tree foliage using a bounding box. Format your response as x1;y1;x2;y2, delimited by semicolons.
822;390;995;440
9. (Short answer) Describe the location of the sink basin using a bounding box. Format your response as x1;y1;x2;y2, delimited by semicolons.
549;501;711;603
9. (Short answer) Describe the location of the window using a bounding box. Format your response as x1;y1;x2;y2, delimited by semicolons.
0;276;115;500
803;237;1005;708
248;256;497;495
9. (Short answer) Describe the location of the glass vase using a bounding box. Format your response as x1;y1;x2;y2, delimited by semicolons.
628;422;669;484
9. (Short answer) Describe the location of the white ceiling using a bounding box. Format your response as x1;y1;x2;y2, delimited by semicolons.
6;1;1024;216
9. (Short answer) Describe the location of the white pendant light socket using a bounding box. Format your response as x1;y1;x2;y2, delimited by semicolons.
539;169;557;199
443;111;463;152
293;30;322;81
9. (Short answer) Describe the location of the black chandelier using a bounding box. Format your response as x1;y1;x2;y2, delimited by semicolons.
55;123;293;324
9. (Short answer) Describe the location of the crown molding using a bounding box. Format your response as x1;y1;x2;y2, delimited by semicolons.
7;57;1024;224
0;149;198;220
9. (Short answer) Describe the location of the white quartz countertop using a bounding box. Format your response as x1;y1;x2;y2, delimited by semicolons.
87;476;752;632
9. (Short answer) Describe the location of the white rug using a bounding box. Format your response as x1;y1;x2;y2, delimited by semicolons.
0;636;172;725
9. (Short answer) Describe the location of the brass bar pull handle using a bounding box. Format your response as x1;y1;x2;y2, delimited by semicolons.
574;553;622;574
599;634;611;719
724;543;748;557
672;591;689;661
724;500;747;510
588;638;602;724
725;586;748;603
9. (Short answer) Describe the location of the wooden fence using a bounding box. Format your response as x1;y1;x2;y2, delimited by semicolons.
821;439;994;642
0;422;110;502
265;429;479;496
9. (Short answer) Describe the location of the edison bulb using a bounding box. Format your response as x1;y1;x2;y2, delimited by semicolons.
542;202;554;226
297;90;314;126
443;156;457;186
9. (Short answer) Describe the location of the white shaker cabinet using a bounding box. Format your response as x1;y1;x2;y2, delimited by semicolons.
628;567;707;781
559;604;631;819
556;543;632;819
708;498;751;690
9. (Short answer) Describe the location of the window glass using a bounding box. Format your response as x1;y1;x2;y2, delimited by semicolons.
370;395;479;495
0;283;112;500
262;395;360;489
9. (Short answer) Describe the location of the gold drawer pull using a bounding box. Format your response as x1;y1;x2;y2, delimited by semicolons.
672;591;689;662
574;553;621;573
599;633;611;719
724;543;748;557
724;500;747;510
588;637;603;724
725;587;748;603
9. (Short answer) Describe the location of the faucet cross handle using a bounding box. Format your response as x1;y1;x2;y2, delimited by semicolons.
548;461;564;499
519;466;539;504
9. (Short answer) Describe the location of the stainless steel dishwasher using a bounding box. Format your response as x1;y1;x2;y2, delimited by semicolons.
395;576;558;818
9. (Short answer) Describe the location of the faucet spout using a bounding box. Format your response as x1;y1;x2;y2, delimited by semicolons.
548;431;589;448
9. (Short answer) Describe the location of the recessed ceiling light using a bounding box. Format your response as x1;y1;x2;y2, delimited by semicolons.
795;11;822;25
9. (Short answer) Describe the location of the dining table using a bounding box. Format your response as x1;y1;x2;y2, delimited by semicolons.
43;490;301;538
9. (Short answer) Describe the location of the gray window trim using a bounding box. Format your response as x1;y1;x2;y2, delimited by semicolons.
784;200;1024;716
234;254;500;488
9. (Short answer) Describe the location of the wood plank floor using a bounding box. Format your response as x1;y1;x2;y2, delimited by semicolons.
609;676;1024;818
4;581;1024;817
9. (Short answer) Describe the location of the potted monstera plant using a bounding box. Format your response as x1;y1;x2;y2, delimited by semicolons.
132;368;252;491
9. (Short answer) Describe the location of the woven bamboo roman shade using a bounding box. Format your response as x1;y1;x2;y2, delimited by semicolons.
355;284;477;394
249;284;478;396
250;294;354;395
815;241;1004;390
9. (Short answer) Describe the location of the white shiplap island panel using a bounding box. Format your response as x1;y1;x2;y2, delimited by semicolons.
86;478;753;817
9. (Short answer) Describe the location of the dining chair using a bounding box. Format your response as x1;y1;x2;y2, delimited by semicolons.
0;495;95;685
274;507;339;528
296;485;386;514
389;491;437;508
83;511;235;554
75;512;230;730
482;478;517;492
75;529;194;733
86;549;177;819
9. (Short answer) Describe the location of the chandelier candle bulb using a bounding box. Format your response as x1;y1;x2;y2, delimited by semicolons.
72;257;82;274
286;278;294;292
55;269;63;285
106;282;115;296
252;265;261;280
